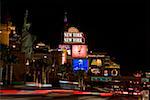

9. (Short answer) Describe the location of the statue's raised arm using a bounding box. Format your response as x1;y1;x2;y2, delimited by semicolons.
24;10;28;25
22;10;30;32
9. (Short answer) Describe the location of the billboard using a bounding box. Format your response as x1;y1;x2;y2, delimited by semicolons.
72;45;87;58
72;59;88;72
90;59;102;66
58;44;71;55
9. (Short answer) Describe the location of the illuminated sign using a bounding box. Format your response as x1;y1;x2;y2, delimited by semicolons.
104;70;108;76
91;68;100;75
64;27;85;44
72;45;87;58
68;27;79;33
111;69;118;76
64;32;83;37
64;32;85;44
105;65;120;69
88;54;105;58
91;59;102;66
145;72;150;78
91;77;112;82
141;90;149;99
62;51;67;64
72;59;88;72
58;44;71;55
141;78;149;82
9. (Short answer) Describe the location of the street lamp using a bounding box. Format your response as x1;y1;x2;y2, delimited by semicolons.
26;60;29;66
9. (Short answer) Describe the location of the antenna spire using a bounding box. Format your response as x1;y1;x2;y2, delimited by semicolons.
64;11;69;31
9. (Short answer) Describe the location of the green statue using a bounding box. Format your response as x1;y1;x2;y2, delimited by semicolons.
21;10;36;59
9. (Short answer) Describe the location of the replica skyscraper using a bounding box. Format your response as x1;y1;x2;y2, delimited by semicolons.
64;11;68;32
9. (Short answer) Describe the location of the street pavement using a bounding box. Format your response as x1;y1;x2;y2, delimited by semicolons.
0;95;141;100
0;95;109;100
0;81;142;100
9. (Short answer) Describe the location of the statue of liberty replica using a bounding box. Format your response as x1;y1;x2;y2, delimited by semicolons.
21;10;36;59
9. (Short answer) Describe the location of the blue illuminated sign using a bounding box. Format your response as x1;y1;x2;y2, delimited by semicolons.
72;59;88;72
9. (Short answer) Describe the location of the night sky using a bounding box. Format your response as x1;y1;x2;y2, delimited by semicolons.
1;0;150;73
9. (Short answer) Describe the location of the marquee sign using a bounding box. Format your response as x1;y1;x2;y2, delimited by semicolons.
64;27;85;44
88;54;105;58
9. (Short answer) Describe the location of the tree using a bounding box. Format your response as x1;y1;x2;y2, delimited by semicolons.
1;45;17;85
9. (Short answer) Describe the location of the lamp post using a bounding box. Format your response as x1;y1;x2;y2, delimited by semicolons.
9;62;13;84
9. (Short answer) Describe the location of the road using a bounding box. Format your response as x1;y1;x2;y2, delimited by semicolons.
0;94;141;100
1;95;107;100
